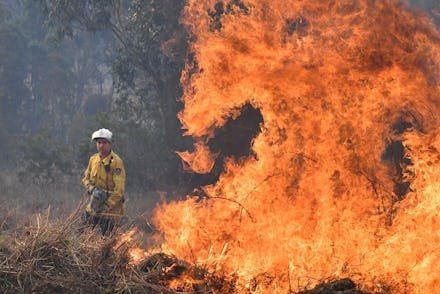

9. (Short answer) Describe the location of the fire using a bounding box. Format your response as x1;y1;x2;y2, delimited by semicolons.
116;229;150;263
177;141;219;173
152;0;440;292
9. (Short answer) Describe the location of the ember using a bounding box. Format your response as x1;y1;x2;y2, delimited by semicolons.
152;0;440;293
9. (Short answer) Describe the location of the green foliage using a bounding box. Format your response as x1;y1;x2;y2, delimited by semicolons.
42;0;190;190
42;0;114;37
0;1;10;24
0;0;117;173
17;126;75;185
1;0;191;196
0;25;28;114
0;17;30;166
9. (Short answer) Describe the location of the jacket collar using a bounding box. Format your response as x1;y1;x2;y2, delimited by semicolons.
100;150;114;165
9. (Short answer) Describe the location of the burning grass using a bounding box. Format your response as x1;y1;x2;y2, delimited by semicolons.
0;205;236;293
0;204;372;293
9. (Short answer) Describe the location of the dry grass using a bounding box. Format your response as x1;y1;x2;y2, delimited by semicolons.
0;201;236;294
0;175;235;293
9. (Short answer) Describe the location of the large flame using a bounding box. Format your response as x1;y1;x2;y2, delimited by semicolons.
152;0;440;292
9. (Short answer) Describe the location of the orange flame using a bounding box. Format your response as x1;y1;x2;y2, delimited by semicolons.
177;141;219;173
153;0;440;292
117;229;150;264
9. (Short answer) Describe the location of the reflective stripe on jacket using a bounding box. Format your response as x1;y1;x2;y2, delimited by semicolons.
82;150;126;217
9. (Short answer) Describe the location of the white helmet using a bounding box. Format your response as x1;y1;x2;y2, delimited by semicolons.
91;128;112;142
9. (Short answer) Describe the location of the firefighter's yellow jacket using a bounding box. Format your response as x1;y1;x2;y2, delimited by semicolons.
82;150;126;217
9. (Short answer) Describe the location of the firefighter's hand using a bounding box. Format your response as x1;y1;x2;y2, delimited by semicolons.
98;201;109;213
89;188;107;213
87;185;96;195
103;201;109;211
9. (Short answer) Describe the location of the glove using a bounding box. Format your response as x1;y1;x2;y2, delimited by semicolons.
88;188;108;212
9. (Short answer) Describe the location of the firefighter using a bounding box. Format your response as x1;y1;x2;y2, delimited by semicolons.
82;128;126;235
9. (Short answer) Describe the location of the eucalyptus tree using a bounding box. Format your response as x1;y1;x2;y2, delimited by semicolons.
42;0;189;189
0;0;116;187
0;0;30;166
